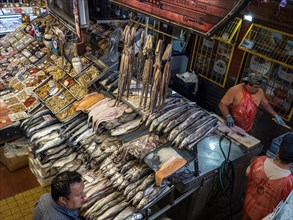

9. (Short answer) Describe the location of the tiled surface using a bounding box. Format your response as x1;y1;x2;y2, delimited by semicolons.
0;163;40;200
0;186;50;220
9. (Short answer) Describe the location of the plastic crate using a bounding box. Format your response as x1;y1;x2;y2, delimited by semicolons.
269;132;293;155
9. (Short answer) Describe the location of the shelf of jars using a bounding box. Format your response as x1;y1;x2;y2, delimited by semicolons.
190;18;242;87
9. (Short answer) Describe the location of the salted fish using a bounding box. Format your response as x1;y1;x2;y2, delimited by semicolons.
75;93;105;111
149;104;191;132
94;201;130;220
163;108;196;133
22;108;51;128
33;137;66;157
27;118;59;137
111;117;142;136
113;206;136;220
30;123;63;142
172;115;209;147
180;118;219;149
168;110;205;141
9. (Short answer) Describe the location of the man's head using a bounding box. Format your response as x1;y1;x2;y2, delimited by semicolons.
243;73;263;94
278;133;293;164
51;171;86;210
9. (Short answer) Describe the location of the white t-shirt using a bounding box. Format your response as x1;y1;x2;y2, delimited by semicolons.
246;158;291;180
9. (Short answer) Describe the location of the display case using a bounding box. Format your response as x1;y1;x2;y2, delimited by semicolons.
190;18;242;87
238;24;293;121
0;7;39;35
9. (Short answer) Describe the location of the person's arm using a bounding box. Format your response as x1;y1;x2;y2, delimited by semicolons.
219;89;234;127
261;96;285;124
219;101;230;119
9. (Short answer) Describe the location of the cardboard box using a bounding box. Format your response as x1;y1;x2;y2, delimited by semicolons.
0;147;28;172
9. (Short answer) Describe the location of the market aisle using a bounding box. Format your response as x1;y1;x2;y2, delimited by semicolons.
0;186;50;220
0;163;39;200
0;162;50;219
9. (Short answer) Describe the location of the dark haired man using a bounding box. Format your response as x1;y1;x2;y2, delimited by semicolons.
242;133;293;220
219;72;284;133
33;171;86;220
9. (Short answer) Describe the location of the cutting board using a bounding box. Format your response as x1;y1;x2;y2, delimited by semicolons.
218;122;260;149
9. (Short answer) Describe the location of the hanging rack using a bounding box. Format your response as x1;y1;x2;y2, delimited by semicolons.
130;18;180;40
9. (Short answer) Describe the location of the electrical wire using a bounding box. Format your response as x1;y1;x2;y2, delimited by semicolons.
219;135;235;219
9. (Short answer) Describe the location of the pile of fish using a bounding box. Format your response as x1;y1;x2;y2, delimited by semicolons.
120;133;167;159
145;101;219;150
87;98;143;135
80;150;167;220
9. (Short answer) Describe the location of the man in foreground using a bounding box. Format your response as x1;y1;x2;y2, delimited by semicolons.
33;171;86;220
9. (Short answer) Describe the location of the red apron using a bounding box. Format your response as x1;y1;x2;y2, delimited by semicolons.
230;86;258;132
242;156;293;220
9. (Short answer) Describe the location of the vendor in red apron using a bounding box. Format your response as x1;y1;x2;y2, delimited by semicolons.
242;133;293;220
218;73;285;133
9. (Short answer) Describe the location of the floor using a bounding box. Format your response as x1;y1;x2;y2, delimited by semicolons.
0;162;50;220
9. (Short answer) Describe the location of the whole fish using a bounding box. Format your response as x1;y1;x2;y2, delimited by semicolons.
119;160;138;174
113;206;136;220
27;118;59;137
95;201;130;220
137;173;155;191
35;132;60;146
145;102;186;126
172;116;209;147
51;152;78;169
105;112;137;130
24;117;44;131
111;118;142;136
33;137;66;157
123;178;146;196
156;107;192;132
84;191;122;218
30;124;63;142
41;146;71;165
22;108;51;128
180;118;218;149
60;114;87;137
58;159;83;173
70;129;95;146
94;196;125;217
168;110;205;141
67;123;89;143
163;108;197;133
136;185;167;210
149;104;192;132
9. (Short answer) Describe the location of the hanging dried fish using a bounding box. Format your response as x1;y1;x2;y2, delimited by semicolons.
136;30;145;93
125;26;137;99
115;25;131;106
139;35;153;110
158;44;172;109
149;39;163;112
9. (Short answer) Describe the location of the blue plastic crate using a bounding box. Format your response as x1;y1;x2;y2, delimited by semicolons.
269;132;293;155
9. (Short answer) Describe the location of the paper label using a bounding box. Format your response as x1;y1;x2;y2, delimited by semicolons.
48;80;55;88
64;80;69;87
43;114;54;122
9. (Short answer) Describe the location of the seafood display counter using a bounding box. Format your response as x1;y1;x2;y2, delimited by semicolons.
0;9;264;220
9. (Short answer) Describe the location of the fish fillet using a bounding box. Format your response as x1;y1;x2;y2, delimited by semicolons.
155;156;187;186
74;93;105;111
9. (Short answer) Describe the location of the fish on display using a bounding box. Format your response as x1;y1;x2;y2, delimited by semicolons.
21;108;51;128
149;104;191;132
163;108;197;133
27;118;59;137
110;117;143;136
33;136;66;157
172;115;209;147
180;117;219;149
93;200;130;220
105;112;137;130
30;123;63;142
112;206;135;220
107;78;119;92
168;110;205;141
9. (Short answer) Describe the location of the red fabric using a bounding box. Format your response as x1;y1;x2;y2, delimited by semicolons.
242;156;293;220
230;86;258;132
